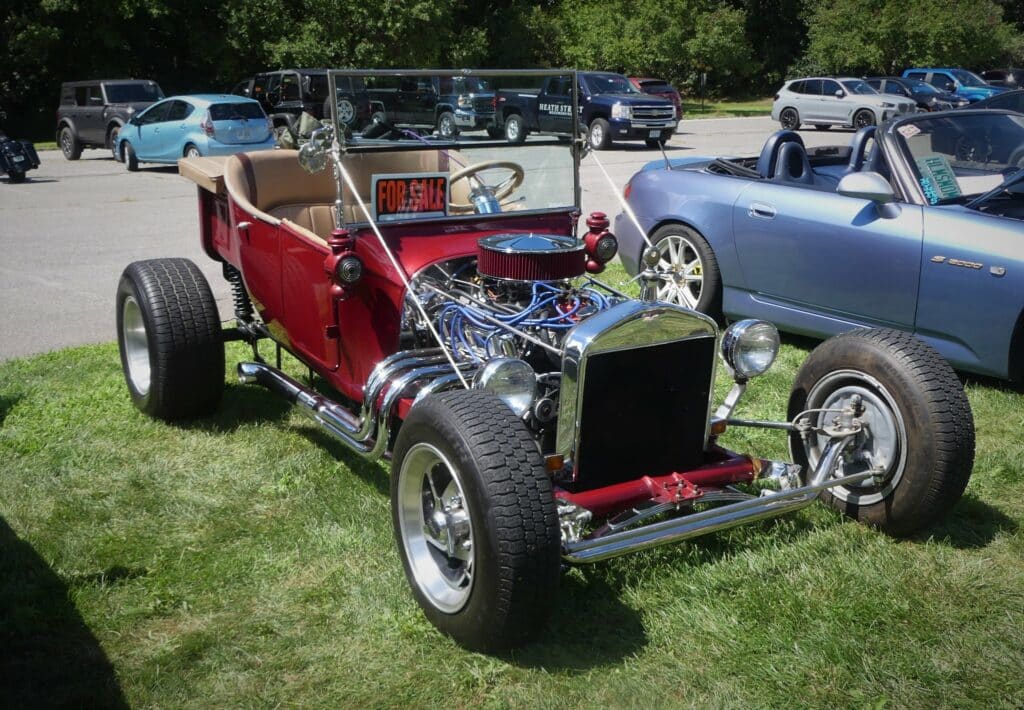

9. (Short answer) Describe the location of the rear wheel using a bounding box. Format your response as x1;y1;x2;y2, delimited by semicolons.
116;258;224;420
779;107;800;130
504;114;526;144
588;118;611;150
7;169;26;183
391;390;561;651
184;144;201;159
59;127;82;160
788;329;974;537
123;142;138;172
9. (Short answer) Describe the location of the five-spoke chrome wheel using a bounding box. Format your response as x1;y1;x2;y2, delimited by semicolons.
396;442;475;613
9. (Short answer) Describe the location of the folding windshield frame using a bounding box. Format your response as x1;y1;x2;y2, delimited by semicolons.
326;68;582;216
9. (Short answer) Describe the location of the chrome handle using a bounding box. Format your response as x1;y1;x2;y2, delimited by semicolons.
748;203;776;219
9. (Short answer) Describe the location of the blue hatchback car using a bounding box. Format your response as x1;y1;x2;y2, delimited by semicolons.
116;94;276;170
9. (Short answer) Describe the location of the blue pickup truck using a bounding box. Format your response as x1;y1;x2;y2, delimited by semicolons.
494;72;677;149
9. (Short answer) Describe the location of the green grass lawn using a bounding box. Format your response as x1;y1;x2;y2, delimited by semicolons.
682;97;774;119
1;326;1022;706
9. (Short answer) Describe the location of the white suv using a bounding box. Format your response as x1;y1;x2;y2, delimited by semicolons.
771;77;917;131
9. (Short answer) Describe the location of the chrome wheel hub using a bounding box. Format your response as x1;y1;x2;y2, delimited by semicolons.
397;443;474;612
655;235;703;308
121;295;151;395
805;369;907;505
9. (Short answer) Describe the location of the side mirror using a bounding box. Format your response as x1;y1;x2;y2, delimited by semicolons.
128;115;141;126
834;89;845;98
838;171;896;203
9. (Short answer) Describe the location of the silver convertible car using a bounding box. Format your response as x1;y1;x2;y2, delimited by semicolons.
615;109;1024;381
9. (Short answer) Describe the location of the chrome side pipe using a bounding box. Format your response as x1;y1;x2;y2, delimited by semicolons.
238;352;472;460
563;435;863;564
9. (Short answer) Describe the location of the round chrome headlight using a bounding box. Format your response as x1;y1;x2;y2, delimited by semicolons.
473;358;536;416
721;320;780;380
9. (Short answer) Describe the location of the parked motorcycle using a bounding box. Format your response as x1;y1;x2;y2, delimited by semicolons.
0;130;41;183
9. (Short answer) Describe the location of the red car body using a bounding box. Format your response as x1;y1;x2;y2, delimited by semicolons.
629;76;682;118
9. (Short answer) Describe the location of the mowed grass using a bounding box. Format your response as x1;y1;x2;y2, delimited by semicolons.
1;325;1022;706
682;97;774;119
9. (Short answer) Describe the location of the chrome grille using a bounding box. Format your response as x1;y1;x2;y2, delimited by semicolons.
632;105;675;121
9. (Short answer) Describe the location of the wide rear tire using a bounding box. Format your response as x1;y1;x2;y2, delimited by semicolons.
116;258;224;420
788;329;974;537
391;390;561;651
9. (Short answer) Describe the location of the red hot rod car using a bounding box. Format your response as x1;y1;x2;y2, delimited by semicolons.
115;70;975;651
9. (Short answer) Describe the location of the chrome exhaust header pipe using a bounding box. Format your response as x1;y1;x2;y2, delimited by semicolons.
563;436;863;564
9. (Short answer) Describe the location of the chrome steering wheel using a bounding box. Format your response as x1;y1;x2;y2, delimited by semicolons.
449;160;525;211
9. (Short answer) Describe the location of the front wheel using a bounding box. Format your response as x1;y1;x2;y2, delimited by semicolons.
779;107;800;130
853;109;876;130
437;111;458;139
391;390;561;651
588;117;611;150
123;142;138;172
788;329;974;537
116;258;224;420
649;224;722;320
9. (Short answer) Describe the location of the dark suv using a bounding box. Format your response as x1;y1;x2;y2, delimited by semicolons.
232;69;378;136
56;80;164;160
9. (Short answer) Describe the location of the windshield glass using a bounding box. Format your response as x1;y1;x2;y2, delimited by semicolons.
904;78;939;95
895;113;1024;204
842;79;877;95
584;74;639;95
326;70;578;226
105;82;164;103
951;70;987;87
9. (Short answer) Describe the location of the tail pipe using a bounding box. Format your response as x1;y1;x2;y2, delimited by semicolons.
563;435;862;564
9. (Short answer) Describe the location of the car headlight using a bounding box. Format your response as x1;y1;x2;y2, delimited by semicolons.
611;103;631;120
457;96;472;108
473;358;536;416
720;320;780;381
881;102;895;108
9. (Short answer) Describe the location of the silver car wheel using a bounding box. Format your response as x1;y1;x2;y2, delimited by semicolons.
654;234;703;308
803;369;907;506
396;442;475;613
336;98;355;125
121;295;151;396
589;121;605;147
185;146;201;158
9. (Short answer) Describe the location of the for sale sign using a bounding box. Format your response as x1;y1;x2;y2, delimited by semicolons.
371;172;449;222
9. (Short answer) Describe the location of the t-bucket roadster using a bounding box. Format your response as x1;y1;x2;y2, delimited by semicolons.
115;70;976;651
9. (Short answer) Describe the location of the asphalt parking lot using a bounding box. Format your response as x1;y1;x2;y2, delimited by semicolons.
0;116;846;360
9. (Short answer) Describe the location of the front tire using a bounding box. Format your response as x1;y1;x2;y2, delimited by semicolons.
649;224;722;320
588;117;611;150
123;142;138;172
779;107;800;130
437;111;458;139
853;109;876;130
391;390;561;651
116;258;224;420
788;329;974;537
504;114;526;144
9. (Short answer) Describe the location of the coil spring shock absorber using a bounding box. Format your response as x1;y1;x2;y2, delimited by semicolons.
223;263;254;323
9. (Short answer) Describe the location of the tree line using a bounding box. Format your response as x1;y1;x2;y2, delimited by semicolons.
2;0;1023;139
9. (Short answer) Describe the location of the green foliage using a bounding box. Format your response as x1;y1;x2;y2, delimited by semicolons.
802;0;1024;76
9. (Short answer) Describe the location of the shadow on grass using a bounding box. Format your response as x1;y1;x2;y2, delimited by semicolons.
301;426;391;497
0;393;22;427
923;494;1018;549
0;518;128;708
180;382;293;433
504;570;647;670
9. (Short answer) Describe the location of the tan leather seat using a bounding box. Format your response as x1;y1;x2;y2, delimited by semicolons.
222;149;458;242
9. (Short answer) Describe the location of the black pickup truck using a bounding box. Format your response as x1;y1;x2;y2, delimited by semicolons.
494;72;677;149
365;75;497;138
